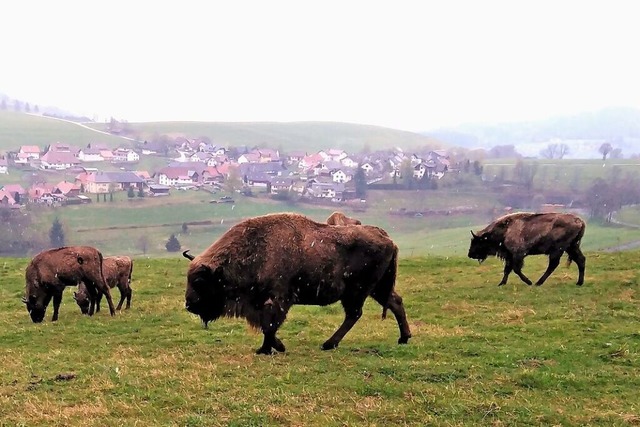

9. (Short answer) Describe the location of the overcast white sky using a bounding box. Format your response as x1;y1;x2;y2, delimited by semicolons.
2;1;639;132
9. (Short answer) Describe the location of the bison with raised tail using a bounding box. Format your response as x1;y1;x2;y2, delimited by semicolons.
24;246;116;322
74;255;134;314
183;212;412;354
468;212;586;286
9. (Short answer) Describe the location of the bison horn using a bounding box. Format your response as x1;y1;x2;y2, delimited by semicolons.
182;250;195;261
73;292;78;300
470;230;477;238
21;296;28;304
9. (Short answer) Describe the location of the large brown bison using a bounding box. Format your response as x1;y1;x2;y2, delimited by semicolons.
183;212;412;354
326;211;362;226
23;246;116;322
468;212;586;286
74;256;134;314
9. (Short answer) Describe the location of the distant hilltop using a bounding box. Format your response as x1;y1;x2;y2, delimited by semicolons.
425;107;640;159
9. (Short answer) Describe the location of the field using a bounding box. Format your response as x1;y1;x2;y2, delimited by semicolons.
1;251;639;426
24;187;640;259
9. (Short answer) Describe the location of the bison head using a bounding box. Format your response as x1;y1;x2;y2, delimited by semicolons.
468;230;494;263
185;264;226;326
73;288;91;315
22;291;48;323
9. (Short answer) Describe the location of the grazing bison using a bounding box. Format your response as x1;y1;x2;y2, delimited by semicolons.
183;212;411;354
468;212;586;286
326;211;362;226
74;256;133;315
23;246;116;323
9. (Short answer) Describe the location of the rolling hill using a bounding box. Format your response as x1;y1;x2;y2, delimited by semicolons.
0;109;443;155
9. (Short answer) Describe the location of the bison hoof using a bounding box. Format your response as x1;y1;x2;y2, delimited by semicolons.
398;335;411;344
273;339;286;353
497;283;506;287
576;282;583;286
255;347;274;355
321;341;338;351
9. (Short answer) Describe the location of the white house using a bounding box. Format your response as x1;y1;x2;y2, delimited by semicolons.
78;148;104;162
331;169;351;183
112;148;140;163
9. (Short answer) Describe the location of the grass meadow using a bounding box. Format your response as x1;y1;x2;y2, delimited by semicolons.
1;251;639;426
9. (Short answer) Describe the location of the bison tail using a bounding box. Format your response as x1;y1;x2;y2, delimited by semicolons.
379;246;399;320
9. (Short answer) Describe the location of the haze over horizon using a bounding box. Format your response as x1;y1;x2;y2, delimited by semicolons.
3;1;639;133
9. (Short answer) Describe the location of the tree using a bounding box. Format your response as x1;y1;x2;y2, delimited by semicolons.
137;235;150;255
540;143;569;159
599;142;613;160
182;222;189;234
400;159;414;189
137;187;145;197
513;160;538;191
354;165;367;199
165;234;181;252
49;217;65;248
127;186;135;198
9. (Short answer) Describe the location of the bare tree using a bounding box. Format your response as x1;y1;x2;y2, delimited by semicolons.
557;144;569;159
599;142;613;160
137;235;150;255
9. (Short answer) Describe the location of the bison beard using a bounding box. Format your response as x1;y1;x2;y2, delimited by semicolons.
468;212;586;287
184;212;412;354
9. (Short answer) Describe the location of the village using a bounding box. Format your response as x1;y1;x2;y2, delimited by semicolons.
0;137;451;208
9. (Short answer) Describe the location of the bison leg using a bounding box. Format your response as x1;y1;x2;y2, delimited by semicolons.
95;282;116;316
535;251;563;286
115;285;127;310
498;258;514;286
125;288;132;309
512;257;533;286
371;291;412;344
51;290;63;322
256;299;288;355
567;246;586;286
95;291;103;313
86;285;98;316
322;297;366;350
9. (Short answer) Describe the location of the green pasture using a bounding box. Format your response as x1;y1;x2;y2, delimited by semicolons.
1;251;639;426
483;158;640;192
0;110;128;152
25;187;640;258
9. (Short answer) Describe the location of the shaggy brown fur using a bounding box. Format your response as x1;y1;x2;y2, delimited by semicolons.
468;212;586;286
74;256;133;314
23;246;116;323
184;212;411;354
326;211;362;226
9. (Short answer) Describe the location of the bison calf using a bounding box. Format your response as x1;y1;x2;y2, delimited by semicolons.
184;212;411;354
74;256;133;314
24;246;116;323
468;212;586;286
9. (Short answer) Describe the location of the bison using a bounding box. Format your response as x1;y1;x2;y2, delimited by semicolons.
74;256;134;315
183;212;412;354
23;246;116;323
326;211;362;226
468;212;586;286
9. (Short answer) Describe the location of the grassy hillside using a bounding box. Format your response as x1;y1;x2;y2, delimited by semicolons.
483;158;640;192
0;110;130;152
1;251;638;426
87;120;443;154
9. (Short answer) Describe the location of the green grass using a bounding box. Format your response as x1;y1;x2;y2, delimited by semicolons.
483;158;640;192
86;120;441;154
25;188;640;258
1;251;639;426
0;110;129;151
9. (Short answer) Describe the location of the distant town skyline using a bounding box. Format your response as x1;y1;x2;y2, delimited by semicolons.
3;1;640;132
